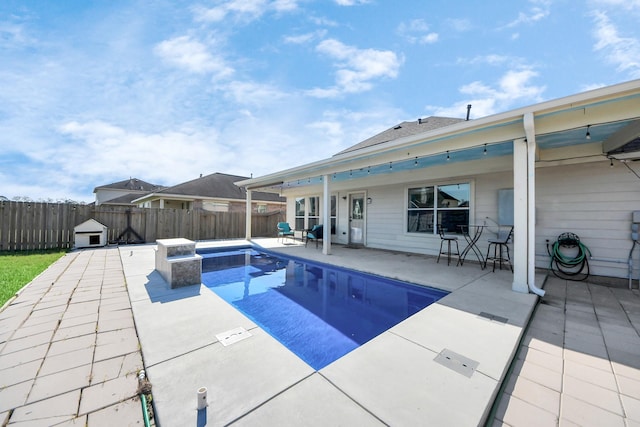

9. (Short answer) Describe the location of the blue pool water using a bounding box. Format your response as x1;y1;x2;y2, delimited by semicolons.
199;247;448;370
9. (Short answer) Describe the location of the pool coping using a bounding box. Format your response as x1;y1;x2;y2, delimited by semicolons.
122;239;542;426
199;245;450;371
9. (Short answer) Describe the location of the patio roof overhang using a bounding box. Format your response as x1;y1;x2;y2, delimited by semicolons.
238;79;640;295
237;79;640;193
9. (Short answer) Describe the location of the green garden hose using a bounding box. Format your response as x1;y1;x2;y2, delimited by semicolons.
547;232;591;281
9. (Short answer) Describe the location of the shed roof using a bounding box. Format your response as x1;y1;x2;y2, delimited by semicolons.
74;218;108;232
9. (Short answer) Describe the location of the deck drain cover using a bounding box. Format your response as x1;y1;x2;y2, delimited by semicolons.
216;327;252;347
434;349;479;378
478;312;508;324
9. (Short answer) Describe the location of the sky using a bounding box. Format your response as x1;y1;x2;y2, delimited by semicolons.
1;0;640;203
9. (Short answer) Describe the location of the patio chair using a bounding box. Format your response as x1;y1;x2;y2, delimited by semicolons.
305;224;323;248
485;226;514;272
277;222;295;243
437;226;459;266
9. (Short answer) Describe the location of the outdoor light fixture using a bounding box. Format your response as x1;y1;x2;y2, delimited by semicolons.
389;162;392;170
586;125;591;140
483;144;487;155
610;158;614;168
414;156;418;166
446;151;450;161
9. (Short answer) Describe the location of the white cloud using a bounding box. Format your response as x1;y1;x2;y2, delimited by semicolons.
580;82;607;92
309;16;338;27
272;0;299;11
426;67;546;118
334;0;371;5
591;10;640;78
53;120;221;185
589;0;640;10
446;18;472;32
0;21;35;49
307;39;403;97
305;107;406;153
154;35;234;78
397;19;439;45
193;0;300;23
221;80;287;105
283;30;327;45
505;0;551;28
457;54;516;66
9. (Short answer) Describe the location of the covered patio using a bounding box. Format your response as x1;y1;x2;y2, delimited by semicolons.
238;79;640;295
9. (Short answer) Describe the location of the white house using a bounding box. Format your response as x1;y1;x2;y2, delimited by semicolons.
237;79;640;294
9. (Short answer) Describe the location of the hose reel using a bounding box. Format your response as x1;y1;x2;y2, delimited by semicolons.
547;232;591;281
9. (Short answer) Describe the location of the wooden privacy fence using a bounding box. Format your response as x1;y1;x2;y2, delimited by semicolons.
0;201;284;252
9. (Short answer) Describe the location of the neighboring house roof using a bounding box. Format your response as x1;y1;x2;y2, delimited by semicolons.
100;193;146;206
336;117;465;155
133;173;285;204
93;178;163;193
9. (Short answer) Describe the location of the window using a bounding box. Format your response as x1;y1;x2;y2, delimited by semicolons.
256;204;267;213
408;183;470;234
295;196;320;230
89;235;100;245
330;196;336;234
295;197;305;230
308;196;319;228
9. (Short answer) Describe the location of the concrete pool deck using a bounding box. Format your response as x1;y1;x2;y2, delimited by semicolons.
123;238;541;426
1;239;639;426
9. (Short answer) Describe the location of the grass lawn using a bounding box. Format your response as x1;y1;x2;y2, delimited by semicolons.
0;251;66;307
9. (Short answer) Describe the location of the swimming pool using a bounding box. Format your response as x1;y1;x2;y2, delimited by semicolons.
199;247;448;370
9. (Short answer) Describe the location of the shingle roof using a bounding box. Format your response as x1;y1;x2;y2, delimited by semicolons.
100;193;147;206
155;173;284;203
336;116;465;155
93;178;163;193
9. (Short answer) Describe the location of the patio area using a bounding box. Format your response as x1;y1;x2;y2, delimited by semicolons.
123;238;541;426
0;238;638;426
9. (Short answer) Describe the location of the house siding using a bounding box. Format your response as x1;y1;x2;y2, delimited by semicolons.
535;161;639;279
281;157;638;280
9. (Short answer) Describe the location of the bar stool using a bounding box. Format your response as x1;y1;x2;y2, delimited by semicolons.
486;226;513;272
437;227;460;266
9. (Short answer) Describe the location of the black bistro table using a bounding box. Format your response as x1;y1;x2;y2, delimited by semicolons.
457;225;486;269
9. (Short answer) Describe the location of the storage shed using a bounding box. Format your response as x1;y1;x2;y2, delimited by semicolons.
74;219;108;248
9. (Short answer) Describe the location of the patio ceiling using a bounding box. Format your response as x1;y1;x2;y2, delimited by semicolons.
273;118;640;191
239;80;640;193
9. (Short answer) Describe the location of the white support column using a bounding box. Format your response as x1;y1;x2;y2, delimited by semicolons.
523;112;545;296
245;190;252;241
322;174;331;255
159;199;165;209
512;138;529;293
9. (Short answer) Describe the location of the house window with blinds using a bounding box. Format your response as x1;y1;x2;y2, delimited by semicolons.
407;183;470;234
